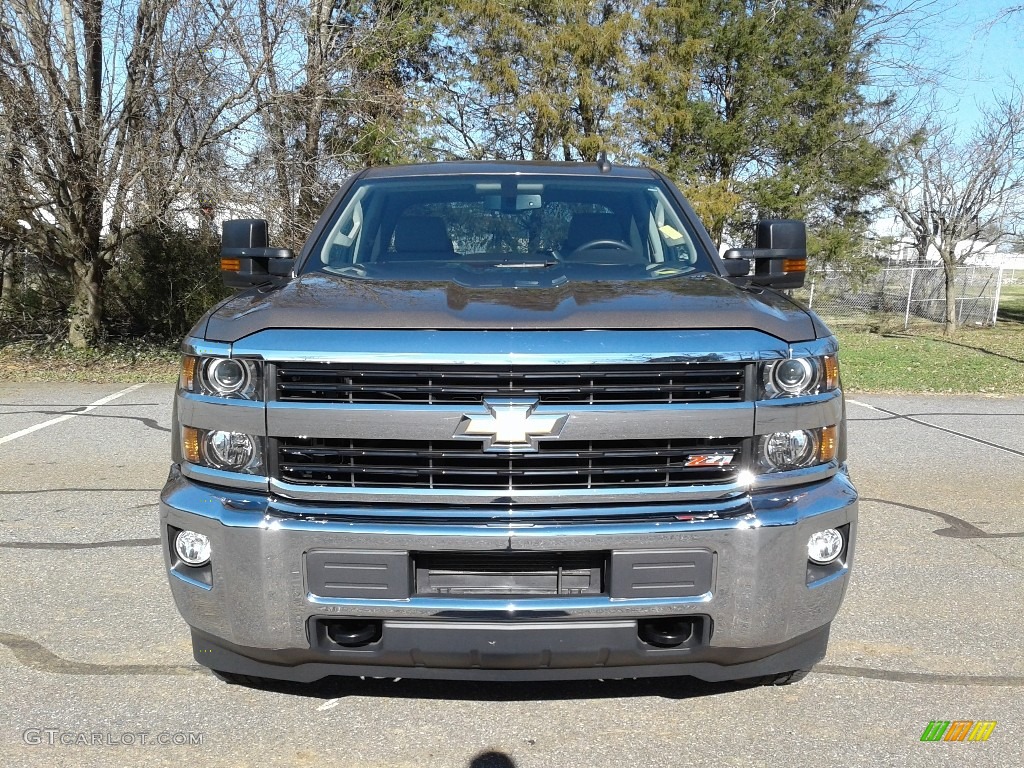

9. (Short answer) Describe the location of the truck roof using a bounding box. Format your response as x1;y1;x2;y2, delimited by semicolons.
359;160;659;180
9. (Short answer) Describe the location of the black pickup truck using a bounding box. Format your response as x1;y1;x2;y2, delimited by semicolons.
161;160;857;686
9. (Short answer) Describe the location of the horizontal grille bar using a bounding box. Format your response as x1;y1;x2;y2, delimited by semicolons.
275;363;748;405
276;438;747;490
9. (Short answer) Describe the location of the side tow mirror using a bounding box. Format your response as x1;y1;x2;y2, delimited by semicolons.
721;256;750;277
220;219;295;288
722;219;807;289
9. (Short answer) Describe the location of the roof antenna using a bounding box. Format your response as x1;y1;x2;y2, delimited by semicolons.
597;150;612;173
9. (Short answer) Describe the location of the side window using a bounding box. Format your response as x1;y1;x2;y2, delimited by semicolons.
319;188;366;266
649;192;696;265
647;199;667;263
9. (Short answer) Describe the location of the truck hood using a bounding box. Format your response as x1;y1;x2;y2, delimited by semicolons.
203;272;818;343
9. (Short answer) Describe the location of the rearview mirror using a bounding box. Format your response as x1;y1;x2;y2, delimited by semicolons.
482;194;543;212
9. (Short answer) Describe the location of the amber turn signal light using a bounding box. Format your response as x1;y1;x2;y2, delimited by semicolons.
818;425;838;463
180;355;197;391
182;426;202;464
783;258;806;273
220;258;241;272
823;354;839;390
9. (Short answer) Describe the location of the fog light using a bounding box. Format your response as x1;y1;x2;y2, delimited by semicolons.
175;530;211;566
807;528;844;565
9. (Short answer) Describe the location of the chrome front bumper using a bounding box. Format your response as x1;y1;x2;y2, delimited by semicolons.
160;467;857;680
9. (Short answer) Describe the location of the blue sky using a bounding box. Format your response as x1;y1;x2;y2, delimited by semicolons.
915;0;1023;133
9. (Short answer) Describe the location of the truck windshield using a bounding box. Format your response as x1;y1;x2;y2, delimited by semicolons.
303;175;715;281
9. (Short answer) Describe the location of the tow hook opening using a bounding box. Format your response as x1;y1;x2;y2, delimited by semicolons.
324;619;382;648
638;617;698;648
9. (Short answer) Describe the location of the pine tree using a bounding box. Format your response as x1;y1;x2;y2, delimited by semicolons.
431;0;635;161
631;0;890;257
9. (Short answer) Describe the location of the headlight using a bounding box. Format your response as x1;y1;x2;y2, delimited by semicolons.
205;430;258;470
761;354;838;398
207;358;250;395
758;426;837;472
761;429;816;470
180;355;262;400
182;426;264;474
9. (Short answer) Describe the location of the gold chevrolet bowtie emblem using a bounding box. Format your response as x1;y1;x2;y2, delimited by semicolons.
455;398;568;452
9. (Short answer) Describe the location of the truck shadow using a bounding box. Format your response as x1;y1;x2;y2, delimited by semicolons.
469;751;517;768
237;674;754;701
0;631;753;696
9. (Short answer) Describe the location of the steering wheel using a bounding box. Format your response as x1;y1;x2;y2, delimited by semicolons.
569;239;632;254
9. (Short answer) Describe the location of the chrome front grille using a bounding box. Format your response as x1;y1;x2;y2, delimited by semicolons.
274;363;748;405
275;437;747;491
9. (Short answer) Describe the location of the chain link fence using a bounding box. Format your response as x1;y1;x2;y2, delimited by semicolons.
795;265;1006;329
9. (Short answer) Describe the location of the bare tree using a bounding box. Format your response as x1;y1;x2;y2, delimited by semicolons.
0;0;270;346
244;0;433;248
989;5;1024;24
887;93;1024;334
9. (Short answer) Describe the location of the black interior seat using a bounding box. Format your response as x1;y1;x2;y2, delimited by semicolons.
388;216;454;259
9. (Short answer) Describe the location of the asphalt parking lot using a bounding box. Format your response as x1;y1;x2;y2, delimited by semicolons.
0;383;1021;767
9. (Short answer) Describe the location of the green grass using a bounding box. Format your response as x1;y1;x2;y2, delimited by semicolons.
836;325;1024;394
823;279;1024;394
998;282;1024;324
0;340;179;383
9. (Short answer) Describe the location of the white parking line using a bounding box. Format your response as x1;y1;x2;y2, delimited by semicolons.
847;396;1024;457
0;383;147;445
847;399;882;412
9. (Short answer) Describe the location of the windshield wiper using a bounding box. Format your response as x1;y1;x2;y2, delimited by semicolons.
492;260;559;269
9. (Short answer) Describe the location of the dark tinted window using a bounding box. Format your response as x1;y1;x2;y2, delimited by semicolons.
304;175;714;280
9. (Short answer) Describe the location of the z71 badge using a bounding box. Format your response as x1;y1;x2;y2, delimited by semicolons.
684;453;735;467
